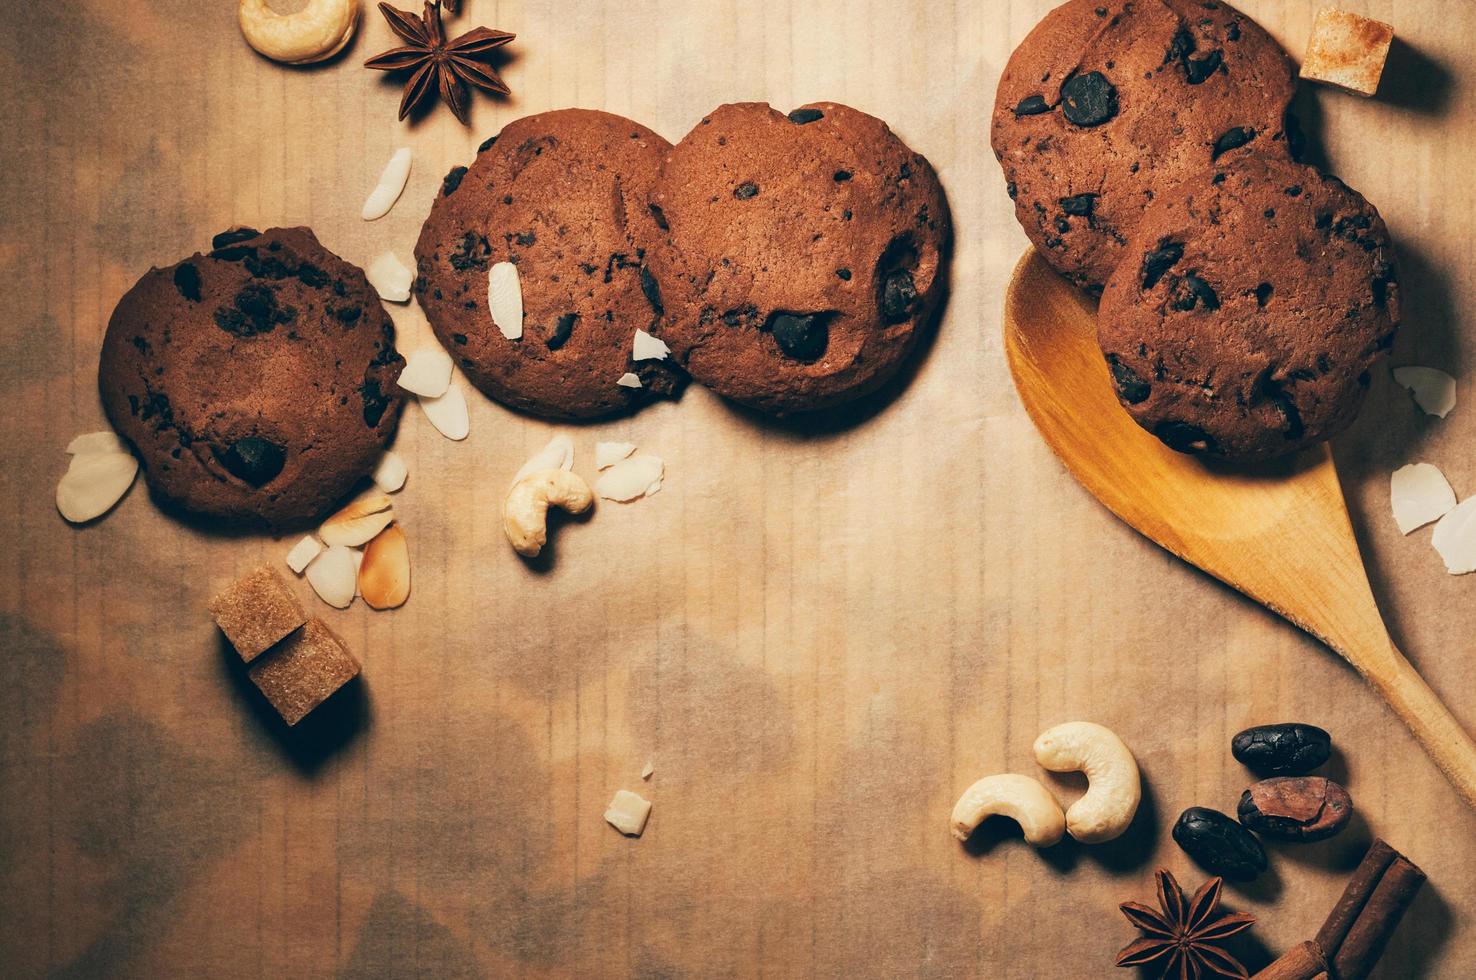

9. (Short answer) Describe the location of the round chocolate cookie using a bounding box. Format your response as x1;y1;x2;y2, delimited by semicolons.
414;109;682;420
99;227;406;526
992;0;1298;294
644;102;951;415
1098;154;1399;460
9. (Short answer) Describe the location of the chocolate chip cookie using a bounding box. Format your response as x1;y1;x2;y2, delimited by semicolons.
1097;154;1399;460
414;109;683;420
645;102;951;414
992;0;1298;294
99;227;406;526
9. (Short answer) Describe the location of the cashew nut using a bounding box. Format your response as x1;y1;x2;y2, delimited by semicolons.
502;469;594;557
238;0;360;65
1033;721;1141;844
949;773;1066;847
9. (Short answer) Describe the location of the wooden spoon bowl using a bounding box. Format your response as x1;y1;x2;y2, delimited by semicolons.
1004;248;1476;808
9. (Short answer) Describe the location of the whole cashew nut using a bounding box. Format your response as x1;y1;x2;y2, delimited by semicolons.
1033;721;1141;844
949;773;1066;847
502;469;594;557
238;0;360;65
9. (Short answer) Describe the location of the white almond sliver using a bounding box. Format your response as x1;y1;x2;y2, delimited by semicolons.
56;452;138;524
285;535;323;574
362;147;413;220
306;545;358;608
595;441;637;469
367;252;413;303
595;454;664;502
1432;497;1476;575
512;434;575;485
1392;366;1457;418
420;383;470;440
1390;463;1457;534
396;347;453;397
604;789;652;837
616;372;642;389
372;450;408;492
66;431;129;456
632;328;671;361
488;261;523;340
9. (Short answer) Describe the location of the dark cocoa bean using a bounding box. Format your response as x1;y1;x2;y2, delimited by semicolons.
1238;776;1352;842
1172;806;1267;881
1231;723;1331;775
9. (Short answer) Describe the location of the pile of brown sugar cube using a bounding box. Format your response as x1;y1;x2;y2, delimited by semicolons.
209;566;361;725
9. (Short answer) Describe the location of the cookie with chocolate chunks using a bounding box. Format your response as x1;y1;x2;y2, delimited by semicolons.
1097;154;1399;460
414;109;683;420
99;227;405;526
992;0;1298;293
645;102;952;414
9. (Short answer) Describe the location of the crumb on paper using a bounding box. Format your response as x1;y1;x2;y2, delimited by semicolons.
1300;7;1393;97
604;789;652;837
641;761;654;780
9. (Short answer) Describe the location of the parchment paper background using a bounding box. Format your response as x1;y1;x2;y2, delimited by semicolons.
1;0;1473;976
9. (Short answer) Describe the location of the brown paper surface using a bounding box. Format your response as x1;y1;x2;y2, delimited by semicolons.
1;0;1472;976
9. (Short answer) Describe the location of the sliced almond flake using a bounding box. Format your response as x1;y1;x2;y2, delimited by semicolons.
321;491;395;547
359;523;410;610
367;252;413;303
66;431;129;456
595;454;664;502
512;434;574;485
56;451;138;524
632;328;671;361
285;535;323;574
396;347;454;397
372;450;408;492
641;761;654;780
420;383;470;441
305;545;357;608
488;261;523;340
1391;463;1457;534
1392;366;1457;418
616;372;642;389
361;147;413;220
1432;497;1476;575
595;441;637;470
604;789;652;837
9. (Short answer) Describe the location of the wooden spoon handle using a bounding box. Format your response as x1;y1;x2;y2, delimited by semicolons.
1358;642;1476;809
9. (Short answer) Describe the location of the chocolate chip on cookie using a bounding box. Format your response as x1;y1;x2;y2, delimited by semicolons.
99;227;406;526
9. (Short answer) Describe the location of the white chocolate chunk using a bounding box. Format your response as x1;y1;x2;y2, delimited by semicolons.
1392;366;1457;419
396;347;454;397
305;545;357;608
361;147;412;220
372;450;408;492
604;790;652;837
366;252;413;303
285;535;323;574
488;261;523;340
595;441;637;469
595;454;664;502
1432;498;1476;575
420;383;470;440
512;434;574;486
616;372;642;389
1391;463;1457;535
66;431;130;456
632;328;671;361
56;451;138;524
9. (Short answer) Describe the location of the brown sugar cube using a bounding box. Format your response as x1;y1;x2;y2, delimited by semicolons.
208;566;307;663
247;619;360;726
1300;7;1394;97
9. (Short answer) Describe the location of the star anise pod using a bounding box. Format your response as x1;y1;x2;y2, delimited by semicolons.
1116;869;1256;979
364;1;513;125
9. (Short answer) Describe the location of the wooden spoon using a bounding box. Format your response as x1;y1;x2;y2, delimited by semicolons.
1003;248;1476;808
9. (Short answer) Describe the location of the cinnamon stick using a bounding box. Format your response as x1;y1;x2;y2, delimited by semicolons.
1251;939;1327;980
1315;838;1426;980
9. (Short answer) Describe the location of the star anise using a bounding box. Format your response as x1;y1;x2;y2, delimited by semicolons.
364;1;513;125
1116;869;1256;979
